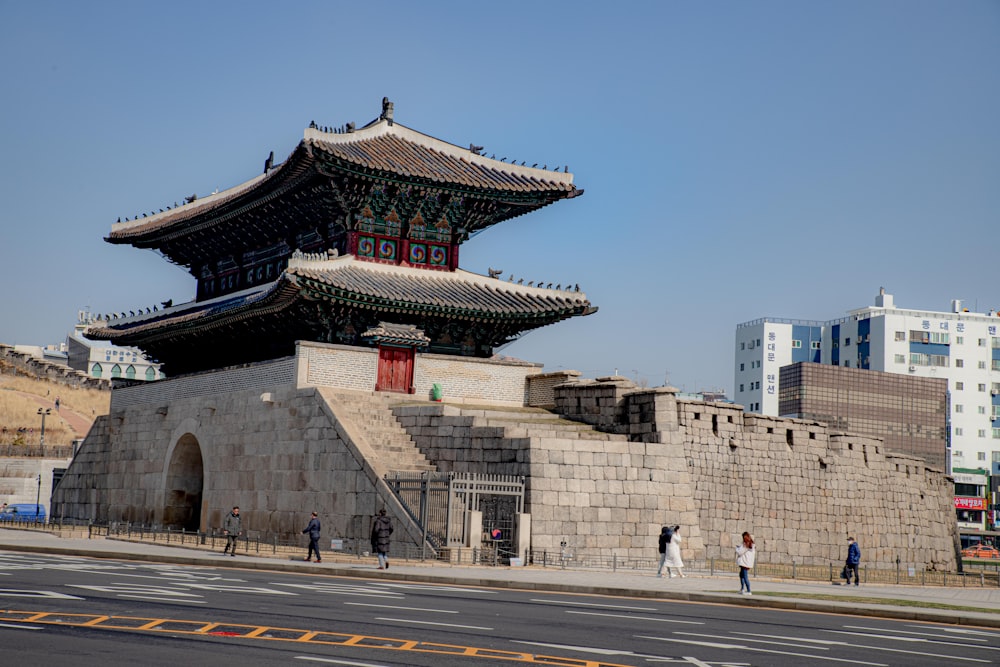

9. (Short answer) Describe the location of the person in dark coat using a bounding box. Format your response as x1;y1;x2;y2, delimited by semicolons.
222;506;241;557
371;509;393;569
845;536;861;586
302;511;322;562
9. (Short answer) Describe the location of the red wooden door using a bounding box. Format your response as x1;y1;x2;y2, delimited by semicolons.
376;346;414;393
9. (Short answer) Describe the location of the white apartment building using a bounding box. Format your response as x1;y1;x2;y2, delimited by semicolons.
735;289;1000;473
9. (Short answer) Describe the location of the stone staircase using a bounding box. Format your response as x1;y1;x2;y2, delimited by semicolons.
318;388;436;473
459;405;629;442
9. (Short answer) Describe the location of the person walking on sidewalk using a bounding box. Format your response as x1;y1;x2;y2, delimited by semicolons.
660;525;686;578
371;509;393;569
845;536;861;586
302;511;322;562
656;526;673;577
735;531;756;595
222;506;241;557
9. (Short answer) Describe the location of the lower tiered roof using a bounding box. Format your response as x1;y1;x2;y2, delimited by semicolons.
86;255;596;375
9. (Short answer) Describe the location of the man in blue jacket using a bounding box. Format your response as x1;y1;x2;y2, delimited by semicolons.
845;536;861;586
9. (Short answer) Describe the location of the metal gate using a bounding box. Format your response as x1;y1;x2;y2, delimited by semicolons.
384;471;524;560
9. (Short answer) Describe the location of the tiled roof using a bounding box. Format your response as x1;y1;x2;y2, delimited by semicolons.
305;120;577;194
362;322;431;347
107;118;579;243
86;255;594;343
287;256;594;320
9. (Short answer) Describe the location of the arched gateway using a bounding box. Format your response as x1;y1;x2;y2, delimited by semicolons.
163;434;204;531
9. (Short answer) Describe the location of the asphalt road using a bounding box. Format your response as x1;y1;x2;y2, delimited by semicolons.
1;552;998;667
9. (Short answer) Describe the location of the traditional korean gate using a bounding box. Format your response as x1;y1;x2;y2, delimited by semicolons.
375;345;414;393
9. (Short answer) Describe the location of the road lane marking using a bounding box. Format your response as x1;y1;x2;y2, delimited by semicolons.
734;632;845;645
375;617;493;630
378;583;498;595
296;657;394;666
841;625;992;643
119;595;207;603
0;608;650;666
819;629;1000;658
565;610;703;624
344;602;458;613
530;598;657;611
638;635;889;666
0;622;42;630
0;589;84;599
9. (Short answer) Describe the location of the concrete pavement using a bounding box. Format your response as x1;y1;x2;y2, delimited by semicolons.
2;527;999;628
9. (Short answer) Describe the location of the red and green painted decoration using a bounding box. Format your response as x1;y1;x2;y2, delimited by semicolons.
353;205;453;269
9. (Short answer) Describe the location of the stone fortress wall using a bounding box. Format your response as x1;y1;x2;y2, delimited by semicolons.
51;352;959;571
550;377;957;570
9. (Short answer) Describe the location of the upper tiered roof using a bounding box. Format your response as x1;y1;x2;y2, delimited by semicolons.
106;101;582;273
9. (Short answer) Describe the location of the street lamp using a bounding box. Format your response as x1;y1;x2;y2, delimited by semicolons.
36;407;51;447
35;473;41;521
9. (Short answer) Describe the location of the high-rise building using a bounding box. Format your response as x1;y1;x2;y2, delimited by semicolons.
736;288;1000;473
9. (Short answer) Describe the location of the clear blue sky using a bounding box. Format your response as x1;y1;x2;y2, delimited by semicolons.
1;1;997;394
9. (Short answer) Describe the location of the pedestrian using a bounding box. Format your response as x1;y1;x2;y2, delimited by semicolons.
663;525;686;578
845;536;861;586
302;511;322;562
656;525;673;577
371;509;393;570
222;506;241;557
54;397;60;411
735;531;756;595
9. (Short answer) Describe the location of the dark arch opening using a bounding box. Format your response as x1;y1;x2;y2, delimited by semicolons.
163;434;204;531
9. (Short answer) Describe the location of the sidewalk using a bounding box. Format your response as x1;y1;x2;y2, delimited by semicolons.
2;527;999;628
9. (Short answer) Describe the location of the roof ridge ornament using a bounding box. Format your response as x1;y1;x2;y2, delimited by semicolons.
380;97;394;126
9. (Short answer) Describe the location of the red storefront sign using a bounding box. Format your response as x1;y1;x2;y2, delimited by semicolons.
955;497;986;511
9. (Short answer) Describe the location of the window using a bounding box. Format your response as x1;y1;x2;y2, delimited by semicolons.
756;339;761;346
811;341;821;350
979;406;987;415
979;430;988;439
739;384;744;392
791;340;802;349
91;363;102;379
955;404;964;413
993;359;1000;371
994;429;1000;439
910;353;949;367
741;342;745;350
955;359;964;368
980;338;988;347
125;365;136;380
748;341;754;350
895;331;905;341
844;360;851;367
979;361;987;370
956;381;964;390
111;364;122;379
956;336;964;345
980;384;987;392
954;450;964;458
979;451;987;460
894;354;905;364
844;338;851;346
993;383;1000;393
994;337;1000;349
955;427;964;436
145;367;156;381
910;330;950;344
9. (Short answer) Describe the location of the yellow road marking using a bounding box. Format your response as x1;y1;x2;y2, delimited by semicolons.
0;608;636;666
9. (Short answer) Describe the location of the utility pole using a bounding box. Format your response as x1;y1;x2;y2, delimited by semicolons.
36;407;51;447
